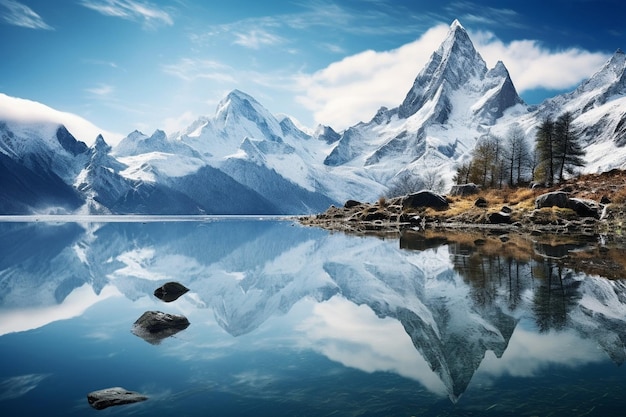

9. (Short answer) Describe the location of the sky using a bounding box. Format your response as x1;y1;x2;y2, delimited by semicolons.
1;0;625;145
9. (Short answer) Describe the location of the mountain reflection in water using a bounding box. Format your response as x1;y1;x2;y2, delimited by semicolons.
0;219;625;416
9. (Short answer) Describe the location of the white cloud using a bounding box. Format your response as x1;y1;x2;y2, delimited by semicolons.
295;24;450;130
297;296;448;396
0;374;51;400
0;92;124;145
162;58;236;82
471;31;611;92
295;23;612;131
162;110;196;136
0;0;53;30
233;29;285;49
86;83;114;96
79;0;173;28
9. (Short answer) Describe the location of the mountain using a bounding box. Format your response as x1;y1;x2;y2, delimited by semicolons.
517;48;626;172
2;19;626;214
322;21;528;193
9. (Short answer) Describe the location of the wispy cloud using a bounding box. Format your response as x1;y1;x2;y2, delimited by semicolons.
191;1;435;52
445;1;524;29
0;0;53;30
84;58;120;69
233;29;285;50
86;83;115;96
79;0;173;29
0;374;51;400
162;58;236;82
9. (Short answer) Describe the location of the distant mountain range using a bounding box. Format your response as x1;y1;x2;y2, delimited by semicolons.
2;20;626;215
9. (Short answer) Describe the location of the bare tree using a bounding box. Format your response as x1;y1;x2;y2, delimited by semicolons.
504;124;532;186
386;169;446;197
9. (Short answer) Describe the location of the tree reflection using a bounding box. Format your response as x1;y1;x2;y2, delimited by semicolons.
416;231;587;333
532;260;582;332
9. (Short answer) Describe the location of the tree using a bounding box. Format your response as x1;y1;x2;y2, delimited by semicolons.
504;124;532;186
535;113;586;185
467;134;504;188
387;169;446;198
421;169;447;193
554;112;586;182
453;161;472;185
386;171;425;198
535;117;557;185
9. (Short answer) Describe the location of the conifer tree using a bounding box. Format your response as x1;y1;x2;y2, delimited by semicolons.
535;117;557;185
554;112;586;181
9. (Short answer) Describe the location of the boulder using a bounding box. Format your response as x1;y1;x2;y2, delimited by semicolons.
344;199;362;208
402;191;449;210
569;198;600;219
154;282;189;303
535;191;570;209
132;311;190;345
488;211;512;224
450;183;480;197
361;210;388;221
87;387;148;410
474;197;488;208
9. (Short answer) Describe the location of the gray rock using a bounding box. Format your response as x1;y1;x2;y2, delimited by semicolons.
154;282;189;303
474;197;488;208
450;183;480;196
535;191;570;209
402;190;449;210
344;199;362;208
132;311;190;345
488;211;511;224
87;387;147;410
569;198;600;219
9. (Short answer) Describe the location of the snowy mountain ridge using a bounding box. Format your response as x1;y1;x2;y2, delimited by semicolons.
2;20;626;214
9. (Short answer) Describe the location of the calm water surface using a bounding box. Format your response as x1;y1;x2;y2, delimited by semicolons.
0;218;625;416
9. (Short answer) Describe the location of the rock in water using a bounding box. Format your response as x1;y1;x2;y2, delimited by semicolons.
131;311;190;345
154;281;189;302
87;387;147;410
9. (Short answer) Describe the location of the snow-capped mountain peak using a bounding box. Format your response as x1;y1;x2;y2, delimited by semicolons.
398;19;487;119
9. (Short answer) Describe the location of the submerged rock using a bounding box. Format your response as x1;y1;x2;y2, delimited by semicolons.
87;387;147;410
154;281;189;302
131;311;190;345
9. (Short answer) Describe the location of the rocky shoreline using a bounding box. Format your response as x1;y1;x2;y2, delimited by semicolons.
299;185;626;241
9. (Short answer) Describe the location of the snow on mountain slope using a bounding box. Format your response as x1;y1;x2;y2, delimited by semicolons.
0;93;122;145
323;20;526;190
5;19;626;214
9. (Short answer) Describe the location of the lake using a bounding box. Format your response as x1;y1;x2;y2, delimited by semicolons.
0;217;625;416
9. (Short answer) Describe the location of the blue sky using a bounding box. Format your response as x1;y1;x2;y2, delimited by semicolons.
1;0;624;144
